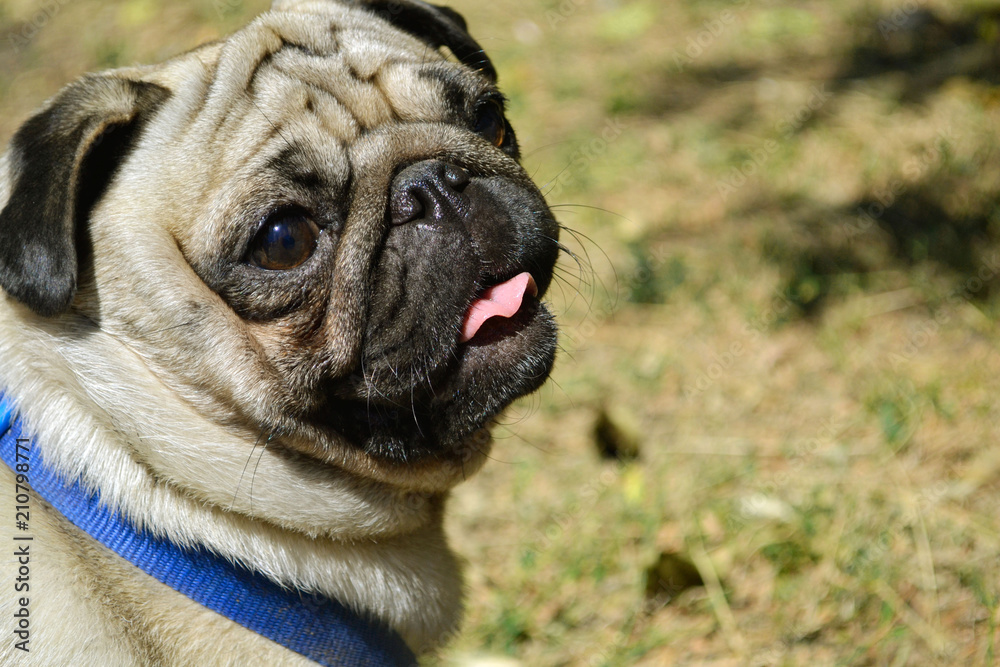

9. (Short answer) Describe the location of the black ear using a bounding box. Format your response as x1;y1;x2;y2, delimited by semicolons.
360;1;497;82
0;75;169;316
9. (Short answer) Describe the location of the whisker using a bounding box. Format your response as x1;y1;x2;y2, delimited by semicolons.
247;433;272;515
231;430;269;511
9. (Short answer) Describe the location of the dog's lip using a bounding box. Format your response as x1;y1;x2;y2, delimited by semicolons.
314;295;554;465
459;272;539;344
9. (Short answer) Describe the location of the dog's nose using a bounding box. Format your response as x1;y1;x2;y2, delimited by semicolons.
389;160;471;226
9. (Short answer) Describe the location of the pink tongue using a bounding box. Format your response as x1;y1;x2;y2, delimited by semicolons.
460;272;538;343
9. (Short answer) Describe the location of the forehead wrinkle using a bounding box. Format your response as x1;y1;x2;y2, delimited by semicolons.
201;7;464;141
244;104;352;189
193;12;336;132
266;53;380;131
265;51;400;131
266;52;470;135
265;139;347;196
202;67;357;191
300;81;362;142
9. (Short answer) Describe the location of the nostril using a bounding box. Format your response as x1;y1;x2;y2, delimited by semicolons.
388;160;470;227
443;165;470;191
390;187;425;226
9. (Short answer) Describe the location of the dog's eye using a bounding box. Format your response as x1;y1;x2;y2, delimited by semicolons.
473;100;506;148
247;211;320;271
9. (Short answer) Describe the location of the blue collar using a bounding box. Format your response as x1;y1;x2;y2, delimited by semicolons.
0;395;416;666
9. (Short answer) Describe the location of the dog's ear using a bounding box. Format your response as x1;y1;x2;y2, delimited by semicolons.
273;1;496;81
0;75;169;316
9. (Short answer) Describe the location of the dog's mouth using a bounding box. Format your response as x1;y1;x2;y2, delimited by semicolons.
311;269;556;465
459;272;538;345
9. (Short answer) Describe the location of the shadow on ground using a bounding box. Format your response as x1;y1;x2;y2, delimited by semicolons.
620;5;1000;319
837;6;1000;103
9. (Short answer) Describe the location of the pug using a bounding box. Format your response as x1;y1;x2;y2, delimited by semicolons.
0;0;559;664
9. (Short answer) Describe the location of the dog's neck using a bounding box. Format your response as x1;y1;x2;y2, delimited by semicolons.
0;304;464;652
0;398;416;665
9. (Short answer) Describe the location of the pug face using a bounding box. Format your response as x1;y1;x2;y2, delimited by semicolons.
0;0;559;495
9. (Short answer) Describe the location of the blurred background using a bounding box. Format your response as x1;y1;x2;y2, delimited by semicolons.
4;0;1000;664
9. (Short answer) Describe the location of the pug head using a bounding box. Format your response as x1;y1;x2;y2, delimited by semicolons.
0;0;558;495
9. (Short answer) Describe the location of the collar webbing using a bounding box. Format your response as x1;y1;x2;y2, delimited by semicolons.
0;396;415;666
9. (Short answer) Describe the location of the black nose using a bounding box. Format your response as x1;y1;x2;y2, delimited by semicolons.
389;160;471;226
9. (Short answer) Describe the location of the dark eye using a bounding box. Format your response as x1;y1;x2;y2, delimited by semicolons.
246;210;320;271
473;100;506;148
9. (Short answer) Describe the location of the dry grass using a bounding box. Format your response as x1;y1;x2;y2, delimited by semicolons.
3;1;1000;665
